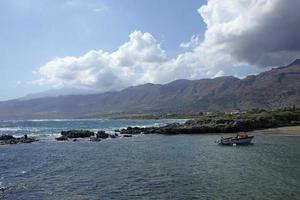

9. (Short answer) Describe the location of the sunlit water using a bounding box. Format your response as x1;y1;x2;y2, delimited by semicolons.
0;119;300;200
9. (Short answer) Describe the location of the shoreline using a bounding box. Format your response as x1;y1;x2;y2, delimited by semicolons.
1;124;300;146
1;107;300;145
250;125;300;136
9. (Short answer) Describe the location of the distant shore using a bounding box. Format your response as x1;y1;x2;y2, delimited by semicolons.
251;125;300;136
1;107;300;145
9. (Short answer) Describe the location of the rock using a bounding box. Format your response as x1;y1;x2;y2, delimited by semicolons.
109;134;117;138
0;187;8;193
61;130;95;138
96;131;109;139
120;127;144;135
0;135;14;140
19;136;36;143
90;137;101;142
123;134;132;137
114;129;120;132
55;135;68;141
0;134;38;145
73;139;77;142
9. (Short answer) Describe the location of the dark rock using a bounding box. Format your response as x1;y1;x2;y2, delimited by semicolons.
0;134;38;145
96;131;109;139
123;134;132;137
109;135;116;138
0;135;14;140
0;187;8;193
90;137;101;142
55;135;68;141
114;129;120;132
61;130;95;138
73;139;77;142
19;136;36;143
120;126;144;135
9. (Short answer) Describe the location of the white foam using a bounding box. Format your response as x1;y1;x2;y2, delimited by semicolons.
0;127;23;132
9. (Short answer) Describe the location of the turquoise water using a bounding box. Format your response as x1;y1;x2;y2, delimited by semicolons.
0;120;300;200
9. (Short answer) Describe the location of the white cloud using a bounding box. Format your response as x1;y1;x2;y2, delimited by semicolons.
38;31;167;92
198;0;300;67
37;0;300;92
180;35;201;49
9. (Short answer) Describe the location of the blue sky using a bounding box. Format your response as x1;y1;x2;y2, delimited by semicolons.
1;0;299;100
0;0;205;100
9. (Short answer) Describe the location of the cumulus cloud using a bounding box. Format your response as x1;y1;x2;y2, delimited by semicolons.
37;0;300;92
38;31;167;91
180;35;201;49
198;0;300;66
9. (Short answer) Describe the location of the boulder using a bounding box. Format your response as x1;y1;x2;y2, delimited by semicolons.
55;135;68;141
19;135;37;143
96;131;109;139
0;135;14;140
0;134;37;145
61;130;95;138
90;137;101;142
123;134;132;137
120;127;144;135
109;134;117;138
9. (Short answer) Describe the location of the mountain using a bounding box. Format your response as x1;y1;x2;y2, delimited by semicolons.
19;88;98;100
0;60;300;119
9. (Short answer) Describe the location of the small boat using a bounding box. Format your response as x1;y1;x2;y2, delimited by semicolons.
218;133;254;145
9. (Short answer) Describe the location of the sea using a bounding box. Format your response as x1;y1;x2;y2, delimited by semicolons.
0;119;300;200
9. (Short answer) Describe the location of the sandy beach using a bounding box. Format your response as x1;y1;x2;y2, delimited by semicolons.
251;126;300;136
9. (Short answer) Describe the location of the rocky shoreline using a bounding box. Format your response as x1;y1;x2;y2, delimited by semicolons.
55;130;120;142
52;113;300;142
1;107;300;145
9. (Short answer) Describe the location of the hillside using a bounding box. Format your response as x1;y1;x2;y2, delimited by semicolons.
0;60;299;119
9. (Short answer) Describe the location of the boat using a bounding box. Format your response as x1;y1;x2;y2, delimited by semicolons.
218;133;254;145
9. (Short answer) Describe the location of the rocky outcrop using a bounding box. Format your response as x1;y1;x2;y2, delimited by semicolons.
120;127;146;135
114;111;300;135
109;133;118;138
0;134;37;145
90;137;102;142
61;130;95;138
55;135;68;141
96;131;109;139
123;134;133;137
55;130;120;142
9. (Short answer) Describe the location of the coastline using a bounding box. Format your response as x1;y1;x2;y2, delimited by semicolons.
1;107;300;145
251;125;300;136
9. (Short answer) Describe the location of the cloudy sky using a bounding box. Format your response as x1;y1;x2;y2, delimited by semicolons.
1;0;300;100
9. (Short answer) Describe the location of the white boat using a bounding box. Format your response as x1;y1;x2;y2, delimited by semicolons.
218;133;254;145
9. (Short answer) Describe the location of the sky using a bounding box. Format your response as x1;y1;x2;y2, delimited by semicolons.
1;0;300;101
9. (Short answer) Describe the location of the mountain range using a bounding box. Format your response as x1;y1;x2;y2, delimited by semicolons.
0;60;300;119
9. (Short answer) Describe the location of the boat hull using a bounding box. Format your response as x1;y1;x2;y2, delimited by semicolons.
219;136;254;145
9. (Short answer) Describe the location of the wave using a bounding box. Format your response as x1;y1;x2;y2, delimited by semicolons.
0;119;186;141
0;119;110;123
0;127;23;132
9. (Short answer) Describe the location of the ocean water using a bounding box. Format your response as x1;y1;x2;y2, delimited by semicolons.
0;119;300;200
